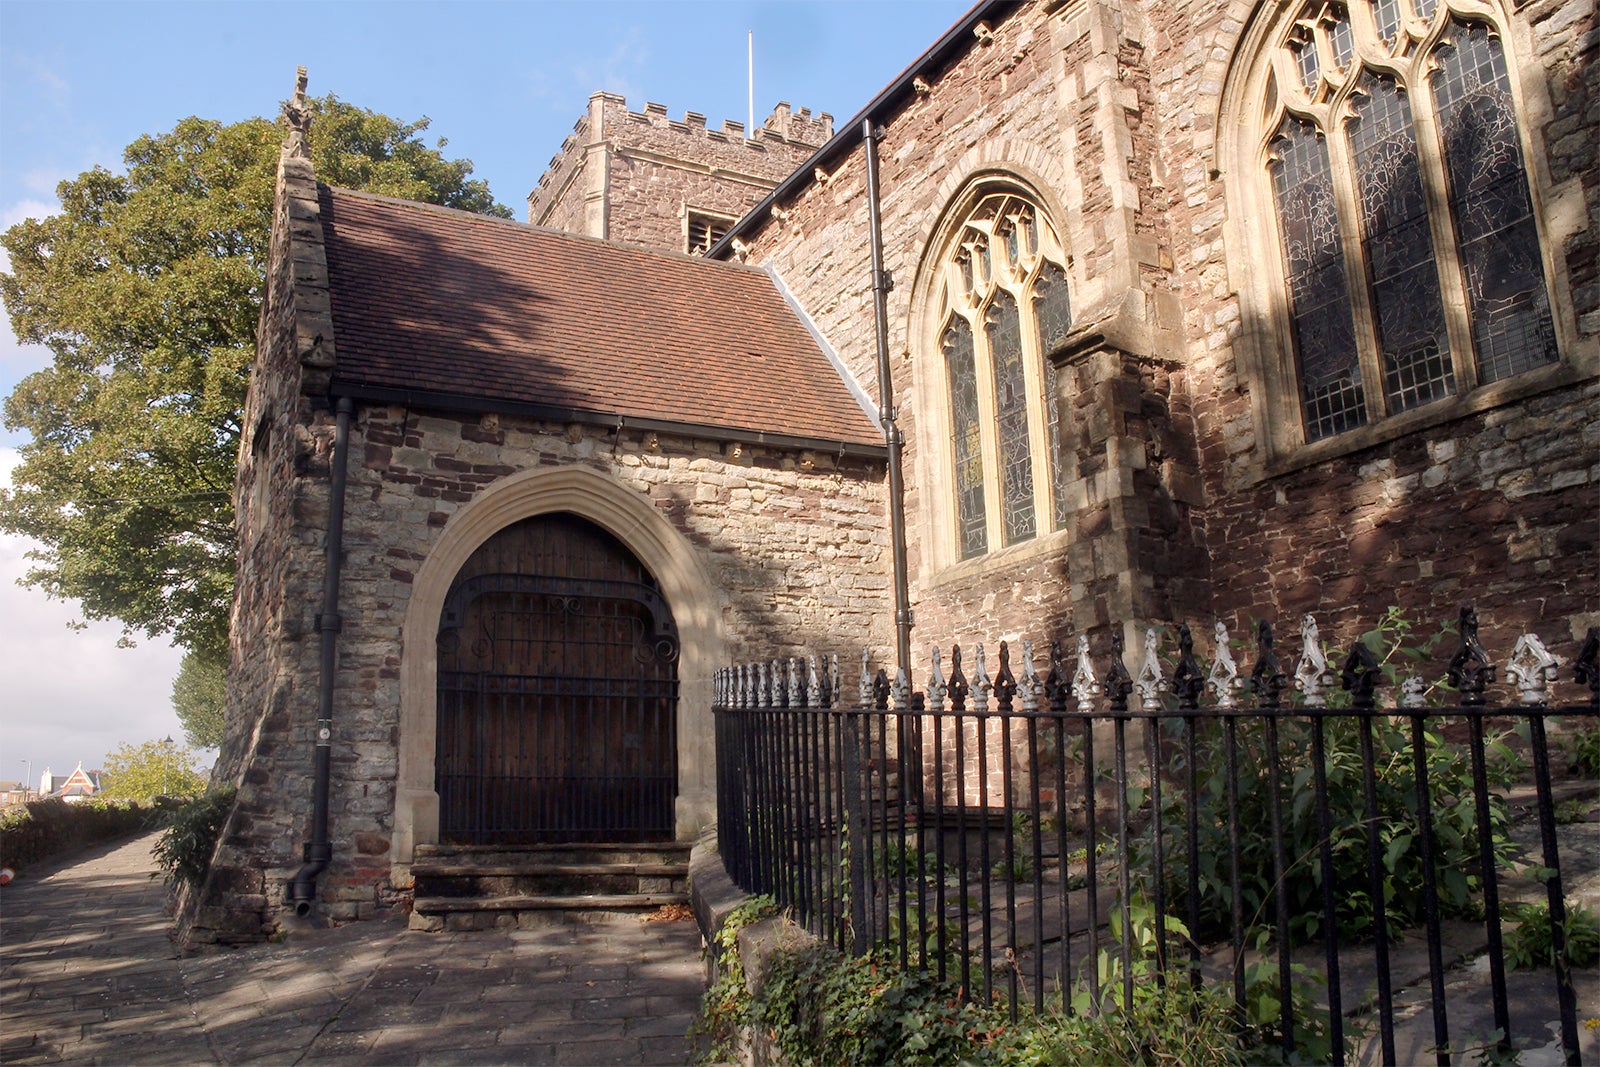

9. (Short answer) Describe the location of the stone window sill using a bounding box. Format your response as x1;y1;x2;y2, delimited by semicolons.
1258;361;1592;484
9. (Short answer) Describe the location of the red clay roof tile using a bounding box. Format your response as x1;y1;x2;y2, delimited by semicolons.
318;186;881;448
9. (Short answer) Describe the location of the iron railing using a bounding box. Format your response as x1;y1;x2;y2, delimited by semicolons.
713;609;1599;1066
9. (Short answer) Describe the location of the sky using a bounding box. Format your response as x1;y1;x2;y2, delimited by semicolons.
0;0;973;791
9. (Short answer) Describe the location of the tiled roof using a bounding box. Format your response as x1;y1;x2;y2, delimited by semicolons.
318;187;882;448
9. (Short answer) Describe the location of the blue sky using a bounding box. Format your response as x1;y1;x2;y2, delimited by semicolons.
0;0;973;789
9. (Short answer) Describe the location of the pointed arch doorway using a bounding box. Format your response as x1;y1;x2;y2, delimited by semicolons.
434;512;679;844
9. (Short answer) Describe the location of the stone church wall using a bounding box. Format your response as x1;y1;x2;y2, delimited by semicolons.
206;399;891;935
732;0;1597;660
529;92;830;253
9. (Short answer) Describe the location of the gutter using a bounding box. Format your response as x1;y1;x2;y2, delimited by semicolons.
330;384;889;460
706;0;1018;261
286;395;353;917
862;120;914;677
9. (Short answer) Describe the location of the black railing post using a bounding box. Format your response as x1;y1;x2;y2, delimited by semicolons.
843;682;870;957
951;646;973;999
996;641;1020;1020
1347;638;1395;1065
1106;631;1135;1014
1530;709;1581;1066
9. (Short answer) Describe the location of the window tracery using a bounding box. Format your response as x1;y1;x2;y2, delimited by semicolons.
1263;0;1557;443
936;191;1071;560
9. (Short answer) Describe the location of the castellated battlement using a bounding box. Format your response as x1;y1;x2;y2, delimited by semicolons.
527;91;832;253
534;93;832;195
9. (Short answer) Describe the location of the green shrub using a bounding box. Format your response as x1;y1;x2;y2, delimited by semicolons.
1505;900;1600;970
151;787;235;889
690;894;777;1062
1562;724;1600;778
696;897;1350;1067
0;796;163;872
1135;609;1517;945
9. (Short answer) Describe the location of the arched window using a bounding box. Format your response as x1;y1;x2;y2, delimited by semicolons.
936;192;1072;559
1262;0;1557;443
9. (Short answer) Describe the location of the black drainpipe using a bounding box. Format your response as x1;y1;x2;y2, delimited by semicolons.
863;119;914;676
287;395;353;916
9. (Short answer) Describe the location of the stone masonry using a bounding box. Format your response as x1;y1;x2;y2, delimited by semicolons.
723;0;1598;653
527;92;831;253
200;0;1598;943
188;136;891;944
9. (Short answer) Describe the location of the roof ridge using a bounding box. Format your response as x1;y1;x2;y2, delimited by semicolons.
321;184;772;275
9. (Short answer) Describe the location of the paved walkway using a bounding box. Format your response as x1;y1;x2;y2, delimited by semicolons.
1;833;708;1065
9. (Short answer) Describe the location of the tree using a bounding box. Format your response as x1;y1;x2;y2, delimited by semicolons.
0;95;512;659
99;738;208;800
171;649;228;750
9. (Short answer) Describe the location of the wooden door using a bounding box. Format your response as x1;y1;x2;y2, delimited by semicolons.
435;513;679;843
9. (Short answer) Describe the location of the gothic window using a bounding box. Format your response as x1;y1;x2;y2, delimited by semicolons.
937;191;1072;560
1263;0;1557;444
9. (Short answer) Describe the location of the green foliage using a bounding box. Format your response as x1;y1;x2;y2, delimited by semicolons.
1008;977;1248;1066
1561;723;1600;778
151;787;236;889
99;738;208;801
695;898;1349;1067
1554;799;1591;826
1137;609;1518;945
1505;900;1600;970
750;944;991;1067
0;95;511;658
691;894;777;1061
171;648;227;749
0;796;162;872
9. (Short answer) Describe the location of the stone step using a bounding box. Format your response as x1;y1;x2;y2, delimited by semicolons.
410;861;686;879
410;891;689;932
407;841;691;932
414;842;691;867
415;892;687;913
414;866;687;900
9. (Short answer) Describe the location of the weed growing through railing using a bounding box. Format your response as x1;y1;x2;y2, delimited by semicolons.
1505;900;1600;970
690;893;777;1062
1136;609;1520;944
1562;722;1600;777
693;900;1354;1066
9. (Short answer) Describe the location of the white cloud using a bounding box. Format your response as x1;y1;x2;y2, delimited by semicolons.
0;198;63;425
2;198;57;229
0;448;188;788
573;28;652;107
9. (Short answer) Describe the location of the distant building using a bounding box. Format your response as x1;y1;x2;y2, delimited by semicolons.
41;764;102;804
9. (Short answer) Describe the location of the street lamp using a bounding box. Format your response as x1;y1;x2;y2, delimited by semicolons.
162;737;174;797
20;760;30;801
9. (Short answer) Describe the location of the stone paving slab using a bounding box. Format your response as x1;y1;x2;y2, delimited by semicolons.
1;833;709;1066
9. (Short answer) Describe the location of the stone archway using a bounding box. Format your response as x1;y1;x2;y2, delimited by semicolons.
392;466;725;874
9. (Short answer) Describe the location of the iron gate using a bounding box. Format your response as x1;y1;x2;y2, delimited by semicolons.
435;514;679;844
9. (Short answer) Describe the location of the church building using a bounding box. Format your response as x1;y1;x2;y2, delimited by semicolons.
187;0;1597;943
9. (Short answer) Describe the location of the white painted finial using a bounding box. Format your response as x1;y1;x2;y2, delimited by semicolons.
1507;633;1560;706
1136;626;1166;712
1295;613;1332;707
1072;634;1101;708
1208;621;1241;709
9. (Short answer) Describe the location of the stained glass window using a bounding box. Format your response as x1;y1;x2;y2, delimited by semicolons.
1347;74;1455;412
1432;22;1558;383
936;191;1073;560
1262;0;1558;446
1327;5;1354;67
1035;263;1073;531
987;291;1036;545
944;317;987;559
1270;117;1366;440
